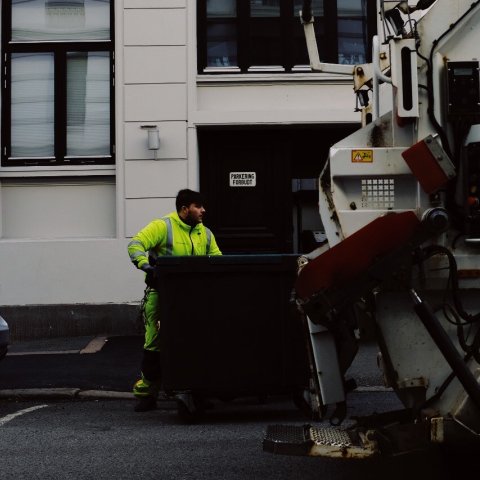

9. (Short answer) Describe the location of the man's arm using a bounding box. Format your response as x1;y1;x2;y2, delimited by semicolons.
207;230;222;256
128;219;167;269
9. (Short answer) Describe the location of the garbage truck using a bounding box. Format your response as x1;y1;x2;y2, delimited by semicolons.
263;0;480;458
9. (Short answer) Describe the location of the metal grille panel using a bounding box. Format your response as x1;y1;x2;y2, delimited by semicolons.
310;427;353;447
265;424;309;444
361;178;395;209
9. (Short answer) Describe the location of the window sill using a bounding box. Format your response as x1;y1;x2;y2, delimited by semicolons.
0;164;116;178
196;70;354;85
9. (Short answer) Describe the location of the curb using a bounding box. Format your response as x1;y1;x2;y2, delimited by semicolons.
0;388;134;401
0;386;392;401
78;390;134;400
0;389;179;408
7;335;109;357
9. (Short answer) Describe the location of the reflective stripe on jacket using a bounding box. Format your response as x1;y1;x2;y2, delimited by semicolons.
128;211;222;269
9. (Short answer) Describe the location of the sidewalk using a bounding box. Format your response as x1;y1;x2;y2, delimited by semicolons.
0;335;145;400
7;335;109;355
0;335;386;402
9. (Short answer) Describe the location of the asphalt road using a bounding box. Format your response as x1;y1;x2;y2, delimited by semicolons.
0;395;466;480
1;337;478;478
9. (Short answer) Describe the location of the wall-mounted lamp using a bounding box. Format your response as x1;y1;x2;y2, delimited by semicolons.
140;125;160;160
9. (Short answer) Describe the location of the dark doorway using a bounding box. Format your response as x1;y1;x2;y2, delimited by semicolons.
198;125;358;254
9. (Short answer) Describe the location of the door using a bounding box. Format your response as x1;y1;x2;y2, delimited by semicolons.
199;129;293;254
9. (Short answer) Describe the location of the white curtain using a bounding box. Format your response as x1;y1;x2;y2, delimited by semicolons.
12;0;110;41
11;53;55;157
67;51;110;156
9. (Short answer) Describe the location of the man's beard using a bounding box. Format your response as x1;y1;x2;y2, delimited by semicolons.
184;213;201;226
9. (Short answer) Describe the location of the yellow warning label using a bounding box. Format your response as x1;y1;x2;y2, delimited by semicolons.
352;150;373;163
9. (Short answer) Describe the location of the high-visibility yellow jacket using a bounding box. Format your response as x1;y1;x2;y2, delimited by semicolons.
128;211;222;269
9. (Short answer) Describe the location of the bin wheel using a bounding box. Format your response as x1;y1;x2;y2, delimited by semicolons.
292;389;323;421
177;401;198;424
293;390;307;411
175;392;204;424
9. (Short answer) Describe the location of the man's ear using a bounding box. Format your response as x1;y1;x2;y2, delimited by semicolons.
179;205;188;218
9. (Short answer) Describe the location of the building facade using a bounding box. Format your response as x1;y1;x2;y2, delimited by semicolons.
0;0;375;338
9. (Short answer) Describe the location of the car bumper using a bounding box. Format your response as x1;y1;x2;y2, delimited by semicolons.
0;315;10;360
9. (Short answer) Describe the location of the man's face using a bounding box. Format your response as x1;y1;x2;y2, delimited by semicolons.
182;203;205;225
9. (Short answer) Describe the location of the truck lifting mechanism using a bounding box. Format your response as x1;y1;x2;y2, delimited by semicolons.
264;0;480;458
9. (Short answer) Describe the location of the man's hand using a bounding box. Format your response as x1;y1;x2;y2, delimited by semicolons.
140;264;155;274
141;264;156;287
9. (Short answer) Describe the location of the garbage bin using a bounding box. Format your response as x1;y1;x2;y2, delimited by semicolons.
153;255;309;407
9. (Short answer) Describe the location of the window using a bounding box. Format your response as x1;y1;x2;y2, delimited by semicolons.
337;0;371;65
2;0;114;167
197;0;375;74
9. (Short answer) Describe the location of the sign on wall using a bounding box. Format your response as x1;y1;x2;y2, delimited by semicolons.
229;172;256;187
352;150;373;163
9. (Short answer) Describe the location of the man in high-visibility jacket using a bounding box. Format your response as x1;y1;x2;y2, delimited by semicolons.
128;189;222;412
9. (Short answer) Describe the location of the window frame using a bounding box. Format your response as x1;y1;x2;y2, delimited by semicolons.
1;1;115;168
197;0;376;75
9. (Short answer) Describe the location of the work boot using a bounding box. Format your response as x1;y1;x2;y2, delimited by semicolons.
134;396;157;412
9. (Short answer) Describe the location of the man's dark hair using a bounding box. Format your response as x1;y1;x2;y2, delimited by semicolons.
175;189;206;211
